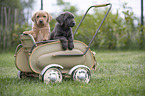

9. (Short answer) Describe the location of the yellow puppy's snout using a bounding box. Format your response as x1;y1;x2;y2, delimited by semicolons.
39;20;43;24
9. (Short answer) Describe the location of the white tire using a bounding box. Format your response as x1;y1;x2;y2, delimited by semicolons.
71;67;91;83
42;68;62;84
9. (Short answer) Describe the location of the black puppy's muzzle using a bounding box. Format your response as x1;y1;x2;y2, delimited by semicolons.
70;21;75;27
72;22;75;26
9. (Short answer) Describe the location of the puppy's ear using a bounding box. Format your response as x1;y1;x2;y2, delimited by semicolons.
44;11;52;22
46;12;52;22
56;14;64;26
48;14;52;22
31;12;37;22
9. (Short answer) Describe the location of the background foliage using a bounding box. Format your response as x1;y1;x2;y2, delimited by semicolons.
72;3;145;50
0;0;145;52
0;0;34;51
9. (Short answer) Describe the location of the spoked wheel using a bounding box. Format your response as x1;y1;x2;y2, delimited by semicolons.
42;68;62;84
71;67;91;83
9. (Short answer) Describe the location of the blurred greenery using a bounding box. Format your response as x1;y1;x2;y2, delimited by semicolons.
0;0;34;51
0;0;145;52
51;0;145;50
68;2;145;50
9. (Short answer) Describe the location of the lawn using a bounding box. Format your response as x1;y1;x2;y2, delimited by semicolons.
0;50;145;96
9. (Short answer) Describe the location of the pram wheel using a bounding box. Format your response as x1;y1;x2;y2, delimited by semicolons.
17;70;22;78
17;70;27;79
42;68;62;84
71;67;91;83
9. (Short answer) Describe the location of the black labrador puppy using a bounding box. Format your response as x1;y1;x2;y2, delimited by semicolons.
50;12;75;50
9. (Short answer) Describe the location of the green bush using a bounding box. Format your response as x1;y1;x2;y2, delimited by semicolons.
73;4;145;50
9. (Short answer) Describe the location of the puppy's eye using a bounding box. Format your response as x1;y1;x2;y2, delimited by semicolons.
37;16;39;18
67;17;71;19
43;16;46;18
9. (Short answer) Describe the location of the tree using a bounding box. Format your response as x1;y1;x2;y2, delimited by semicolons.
0;0;34;51
56;0;78;15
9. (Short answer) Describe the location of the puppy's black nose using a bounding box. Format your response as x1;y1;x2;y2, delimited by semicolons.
39;20;43;23
72;22;75;26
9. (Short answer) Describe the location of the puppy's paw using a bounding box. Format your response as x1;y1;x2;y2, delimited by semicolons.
23;31;28;34
23;31;32;34
43;39;46;41
43;38;48;41
62;44;67;50
68;43;74;50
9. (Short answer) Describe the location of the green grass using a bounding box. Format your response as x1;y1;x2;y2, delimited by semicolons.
0;50;145;96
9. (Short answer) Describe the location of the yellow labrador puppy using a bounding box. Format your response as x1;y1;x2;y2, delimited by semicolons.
23;10;52;42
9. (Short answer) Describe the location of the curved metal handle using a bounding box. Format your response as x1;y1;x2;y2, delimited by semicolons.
70;3;112;56
73;3;112;36
92;3;111;7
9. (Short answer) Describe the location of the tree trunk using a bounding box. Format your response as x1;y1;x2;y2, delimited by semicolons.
1;7;4;49
14;8;17;29
7;7;11;48
4;7;7;50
